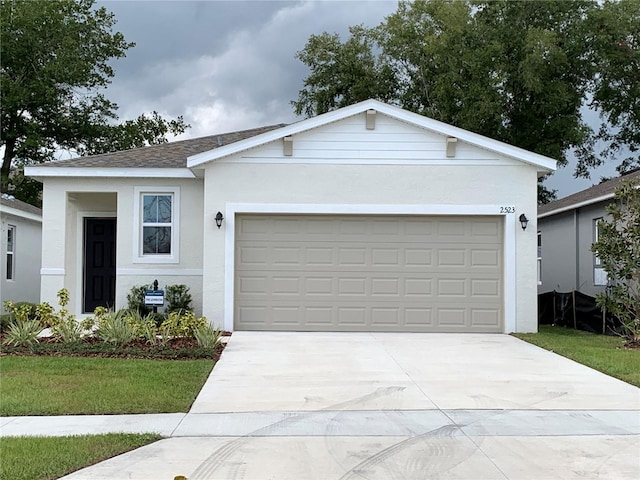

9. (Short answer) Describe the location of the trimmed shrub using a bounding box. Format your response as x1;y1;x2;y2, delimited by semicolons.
165;284;193;313
126;284;153;316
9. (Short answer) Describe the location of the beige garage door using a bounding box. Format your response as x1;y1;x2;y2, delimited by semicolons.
235;215;503;332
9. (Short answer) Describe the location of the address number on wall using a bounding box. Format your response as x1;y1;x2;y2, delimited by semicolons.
500;206;516;213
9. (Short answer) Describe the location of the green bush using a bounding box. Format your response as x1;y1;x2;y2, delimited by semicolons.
193;323;221;349
165;284;193;313
159;310;206;338
2;301;39;324
51;318;83;344
95;309;137;348
2;319;42;348
126;284;153;315
0;313;13;333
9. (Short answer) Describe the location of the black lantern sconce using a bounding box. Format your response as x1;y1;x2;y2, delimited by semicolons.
215;211;224;229
519;213;529;231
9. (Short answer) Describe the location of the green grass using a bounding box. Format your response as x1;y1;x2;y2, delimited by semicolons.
0;356;214;415
0;433;161;480
514;325;640;387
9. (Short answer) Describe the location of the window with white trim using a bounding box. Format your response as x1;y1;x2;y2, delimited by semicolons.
593;217;607;286
537;231;542;285
133;187;180;263
143;194;172;254
6;225;15;280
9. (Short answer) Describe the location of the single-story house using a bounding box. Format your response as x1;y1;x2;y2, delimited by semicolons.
26;99;555;333
1;194;42;312
537;168;640;297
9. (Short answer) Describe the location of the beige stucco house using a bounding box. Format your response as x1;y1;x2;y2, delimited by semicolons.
26;100;556;333
1;194;42;312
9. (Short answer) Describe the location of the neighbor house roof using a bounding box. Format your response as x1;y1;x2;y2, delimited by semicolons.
1;194;42;222
25;124;286;178
538;169;640;219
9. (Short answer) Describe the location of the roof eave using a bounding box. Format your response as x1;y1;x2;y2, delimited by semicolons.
1;205;42;222
24;167;197;179
538;193;615;219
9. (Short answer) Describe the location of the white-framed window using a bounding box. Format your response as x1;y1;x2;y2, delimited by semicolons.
593;217;607;286
537;231;542;285
133;187;180;263
6;225;15;280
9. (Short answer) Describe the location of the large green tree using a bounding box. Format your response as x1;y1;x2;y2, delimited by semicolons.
293;0;639;202
579;0;640;177
0;0;188;201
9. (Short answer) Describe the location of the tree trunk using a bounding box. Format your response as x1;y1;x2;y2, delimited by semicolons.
1;137;16;193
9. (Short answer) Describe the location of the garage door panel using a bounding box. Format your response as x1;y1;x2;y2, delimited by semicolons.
471;309;501;327
235;215;503;332
338;307;367;325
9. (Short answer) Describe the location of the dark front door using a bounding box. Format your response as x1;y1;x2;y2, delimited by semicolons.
84;218;116;313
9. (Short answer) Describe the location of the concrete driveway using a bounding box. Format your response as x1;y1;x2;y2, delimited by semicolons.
63;332;640;479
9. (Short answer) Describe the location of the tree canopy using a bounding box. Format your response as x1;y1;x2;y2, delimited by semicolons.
0;0;188;202
293;0;640;202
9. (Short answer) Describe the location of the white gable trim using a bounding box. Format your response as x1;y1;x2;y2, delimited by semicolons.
188;99;557;173
223;202;518;334
24;167;196;179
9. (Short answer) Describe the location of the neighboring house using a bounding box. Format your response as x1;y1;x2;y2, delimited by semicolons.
537;168;640;297
26;99;555;333
0;194;42;312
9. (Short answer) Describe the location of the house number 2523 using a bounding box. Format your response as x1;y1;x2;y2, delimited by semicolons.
500;206;515;213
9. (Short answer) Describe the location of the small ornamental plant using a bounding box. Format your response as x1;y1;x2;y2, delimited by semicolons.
592;179;640;346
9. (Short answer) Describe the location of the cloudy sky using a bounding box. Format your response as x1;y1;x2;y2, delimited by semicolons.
98;0;616;198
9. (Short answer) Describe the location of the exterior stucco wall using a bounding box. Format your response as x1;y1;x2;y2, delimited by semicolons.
1;212;42;312
201;135;540;333
537;211;577;293
538;202;609;297
39;177;204;315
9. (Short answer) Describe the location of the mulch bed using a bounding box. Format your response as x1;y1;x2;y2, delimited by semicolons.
0;335;228;360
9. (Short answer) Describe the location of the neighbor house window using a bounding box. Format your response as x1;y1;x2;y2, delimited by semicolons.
133;187;180;263
6;225;15;280
537;231;542;285
593;217;607;286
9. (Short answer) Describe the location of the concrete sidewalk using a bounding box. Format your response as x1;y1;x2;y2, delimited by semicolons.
2;333;639;480
2;409;639;438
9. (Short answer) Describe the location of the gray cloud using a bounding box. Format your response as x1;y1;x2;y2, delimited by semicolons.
97;0;615;197
101;0;398;137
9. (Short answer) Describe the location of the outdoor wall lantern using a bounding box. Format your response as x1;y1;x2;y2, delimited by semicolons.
215;211;224;229
519;213;529;231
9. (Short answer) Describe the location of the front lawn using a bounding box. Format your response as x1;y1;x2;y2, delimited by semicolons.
0;433;161;480
0;356;214;416
514;325;640;387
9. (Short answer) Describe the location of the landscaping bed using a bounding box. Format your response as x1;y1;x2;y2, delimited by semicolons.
0;334;227;360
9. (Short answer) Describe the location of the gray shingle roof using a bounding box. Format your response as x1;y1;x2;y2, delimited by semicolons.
538;169;640;217
30;124;287;169
1;195;42;216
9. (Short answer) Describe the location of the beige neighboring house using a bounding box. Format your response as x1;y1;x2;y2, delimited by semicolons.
26;100;556;333
1;194;42;312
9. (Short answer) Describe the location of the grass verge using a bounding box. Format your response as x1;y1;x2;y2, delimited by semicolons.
514;325;640;387
0;356;214;415
0;433;161;480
